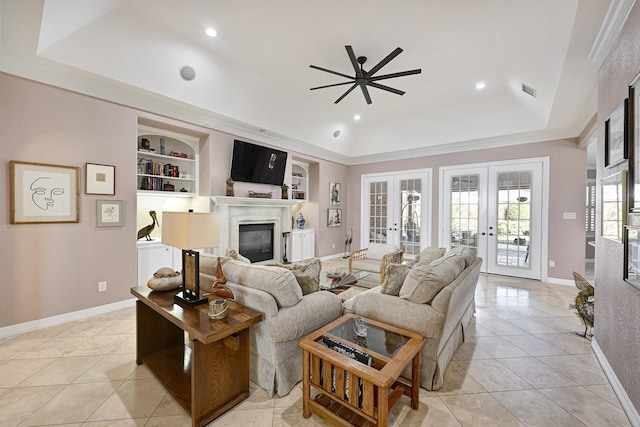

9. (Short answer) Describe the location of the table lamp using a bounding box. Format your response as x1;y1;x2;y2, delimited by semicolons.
162;210;221;306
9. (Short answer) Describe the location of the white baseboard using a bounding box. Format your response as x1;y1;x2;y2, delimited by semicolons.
546;277;575;286
592;338;640;426
0;298;136;340
320;253;348;261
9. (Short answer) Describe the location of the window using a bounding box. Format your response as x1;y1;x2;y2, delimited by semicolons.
586;180;596;234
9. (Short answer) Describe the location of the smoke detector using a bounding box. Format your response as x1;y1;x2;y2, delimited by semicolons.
521;83;537;98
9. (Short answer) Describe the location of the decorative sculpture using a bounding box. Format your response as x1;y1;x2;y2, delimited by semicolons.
137;211;158;241
570;272;594;338
226;178;234;197
281;183;289;199
343;228;353;258
211;257;234;299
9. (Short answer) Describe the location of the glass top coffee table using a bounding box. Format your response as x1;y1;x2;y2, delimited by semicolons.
298;314;424;427
321;269;370;290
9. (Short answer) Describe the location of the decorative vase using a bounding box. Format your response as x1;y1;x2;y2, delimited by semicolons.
296;212;306;229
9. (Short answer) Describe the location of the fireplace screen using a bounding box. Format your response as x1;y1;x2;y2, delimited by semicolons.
239;223;274;263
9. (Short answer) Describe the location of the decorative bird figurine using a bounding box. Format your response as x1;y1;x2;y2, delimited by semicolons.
137;210;159;241
570;272;594;338
211;257;234;299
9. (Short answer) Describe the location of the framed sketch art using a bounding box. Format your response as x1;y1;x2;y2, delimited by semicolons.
624;225;640;291
329;182;341;206
328;208;342;227
629;72;640;211
605;99;628;168
96;200;123;227
86;163;115;195
601;171;626;242
10;160;80;224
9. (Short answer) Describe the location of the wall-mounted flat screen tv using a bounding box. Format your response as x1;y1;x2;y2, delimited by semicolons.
230;140;288;186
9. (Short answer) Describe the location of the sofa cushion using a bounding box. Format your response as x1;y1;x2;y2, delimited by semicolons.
381;263;411;296
399;255;465;304
222;260;303;307
267;258;321;295
415;247;446;267
366;243;399;260
445;246;476;267
225;248;251;264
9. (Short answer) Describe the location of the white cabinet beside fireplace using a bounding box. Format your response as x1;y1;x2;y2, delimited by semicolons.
137;241;180;286
291;229;314;262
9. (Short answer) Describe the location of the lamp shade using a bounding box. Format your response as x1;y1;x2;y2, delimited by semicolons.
161;211;221;250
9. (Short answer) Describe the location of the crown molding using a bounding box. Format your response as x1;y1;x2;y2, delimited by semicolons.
588;0;636;64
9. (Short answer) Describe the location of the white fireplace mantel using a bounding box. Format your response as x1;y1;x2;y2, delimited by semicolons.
210;196;301;262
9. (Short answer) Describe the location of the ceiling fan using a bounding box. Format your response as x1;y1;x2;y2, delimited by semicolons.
310;45;421;105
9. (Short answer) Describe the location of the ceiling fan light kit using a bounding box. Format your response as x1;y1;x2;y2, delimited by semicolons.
310;45;421;105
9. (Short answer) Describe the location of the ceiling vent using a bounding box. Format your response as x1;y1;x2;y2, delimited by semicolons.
521;83;537;98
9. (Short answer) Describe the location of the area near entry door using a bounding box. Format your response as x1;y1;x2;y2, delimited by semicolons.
441;159;545;280
361;170;431;257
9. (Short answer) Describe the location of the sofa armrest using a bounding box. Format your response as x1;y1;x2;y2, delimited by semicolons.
269;291;343;343
350;291;445;340
219;280;279;320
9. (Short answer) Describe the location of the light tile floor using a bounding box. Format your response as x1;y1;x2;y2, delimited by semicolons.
0;273;631;426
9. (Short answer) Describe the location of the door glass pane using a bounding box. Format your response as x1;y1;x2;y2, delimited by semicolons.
496;171;531;268
399;178;421;255
450;175;479;254
369;181;388;243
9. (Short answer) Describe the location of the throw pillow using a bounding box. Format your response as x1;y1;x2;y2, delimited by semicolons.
399;255;465;304
415;247;446;267
380;263;411;296
225;248;251;264
200;254;232;276
267;258;321;295
445;246;476;267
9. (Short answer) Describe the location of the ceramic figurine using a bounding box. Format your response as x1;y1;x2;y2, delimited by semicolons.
226;178;234;196
281;184;289;199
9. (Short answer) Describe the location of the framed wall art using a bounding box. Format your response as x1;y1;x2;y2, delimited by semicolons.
86;163;115;195
328;208;342;227
604;99;628;168
629;72;640;211
329;181;341;206
624;225;640;291
10;160;80;224
96;199;123;227
601;171;626;242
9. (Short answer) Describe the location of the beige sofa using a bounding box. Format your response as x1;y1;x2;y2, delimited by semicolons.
343;247;482;390
199;255;343;397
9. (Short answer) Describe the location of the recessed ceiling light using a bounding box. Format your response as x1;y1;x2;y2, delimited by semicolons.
354;114;361;121
205;27;217;37
475;81;486;90
179;66;196;81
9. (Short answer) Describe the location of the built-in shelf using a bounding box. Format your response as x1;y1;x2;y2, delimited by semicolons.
291;160;308;201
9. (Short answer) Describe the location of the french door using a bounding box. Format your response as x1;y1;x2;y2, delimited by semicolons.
441;160;546;280
362;170;431;257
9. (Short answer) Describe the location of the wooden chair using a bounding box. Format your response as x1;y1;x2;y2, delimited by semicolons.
348;243;404;283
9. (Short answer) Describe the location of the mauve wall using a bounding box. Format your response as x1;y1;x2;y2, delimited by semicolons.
346;138;587;281
0;73;139;327
596;2;640;411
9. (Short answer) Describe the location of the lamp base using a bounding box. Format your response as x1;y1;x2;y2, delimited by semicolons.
174;291;208;306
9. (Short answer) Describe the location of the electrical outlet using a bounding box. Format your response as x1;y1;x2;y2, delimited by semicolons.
549;260;555;268
332;243;336;249
98;281;107;292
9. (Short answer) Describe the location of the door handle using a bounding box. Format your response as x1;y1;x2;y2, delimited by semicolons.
481;232;486;236
488;233;494;236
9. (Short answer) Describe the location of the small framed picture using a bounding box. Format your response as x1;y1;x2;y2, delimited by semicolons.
624;225;640;291
605;100;628;168
86;163;115;195
601;171;626;241
96;200;123;227
10;160;80;224
329;182;341;206
328;208;342;227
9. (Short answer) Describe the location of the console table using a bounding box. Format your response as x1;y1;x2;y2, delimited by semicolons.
131;286;262;427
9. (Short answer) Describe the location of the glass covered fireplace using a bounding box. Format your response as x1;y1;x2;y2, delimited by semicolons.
238;223;274;263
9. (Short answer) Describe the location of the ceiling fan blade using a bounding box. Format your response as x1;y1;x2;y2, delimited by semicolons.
310;81;355;90
367;47;403;77
309;65;353;80
367;81;405;96
345;45;363;79
335;83;358;104
359;83;372;104
370;69;422;81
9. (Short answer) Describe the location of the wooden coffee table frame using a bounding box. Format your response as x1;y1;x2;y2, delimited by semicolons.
299;314;424;427
131;286;262;427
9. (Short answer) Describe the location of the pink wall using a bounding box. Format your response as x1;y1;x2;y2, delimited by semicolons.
346;139;587;281
595;1;640;411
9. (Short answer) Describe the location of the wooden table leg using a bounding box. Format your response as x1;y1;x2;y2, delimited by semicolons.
302;350;311;418
378;385;389;427
411;352;420;410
